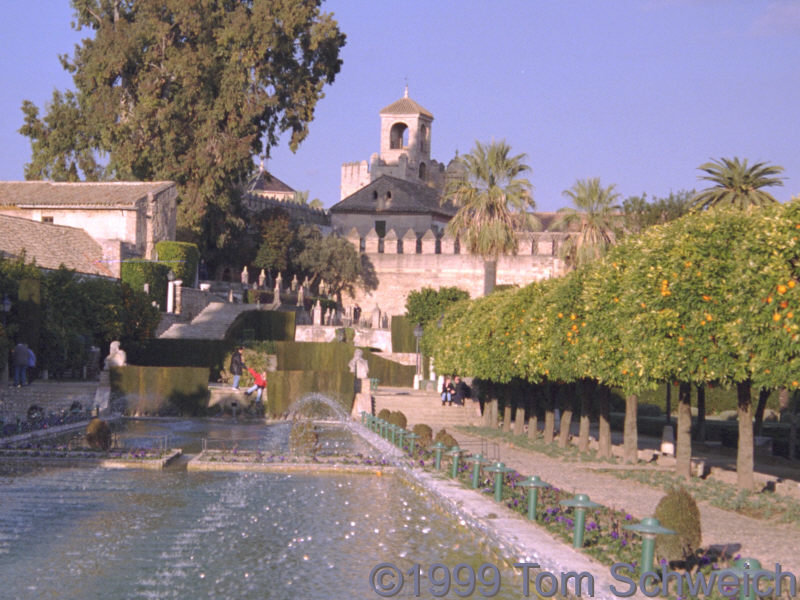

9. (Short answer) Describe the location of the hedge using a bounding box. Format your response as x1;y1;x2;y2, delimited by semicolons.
126;339;229;374
155;241;200;287
226;310;295;343
362;349;415;387
391;315;416;353
274;341;353;371
267;370;355;416
110;365;210;415
121;260;170;309
16;278;41;350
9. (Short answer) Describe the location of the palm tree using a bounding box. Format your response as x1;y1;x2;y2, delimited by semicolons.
691;157;784;211
444;140;536;295
556;177;621;268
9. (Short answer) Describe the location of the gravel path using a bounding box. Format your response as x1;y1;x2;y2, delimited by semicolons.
453;430;800;576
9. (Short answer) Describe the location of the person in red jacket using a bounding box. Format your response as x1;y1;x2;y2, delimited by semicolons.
245;367;267;404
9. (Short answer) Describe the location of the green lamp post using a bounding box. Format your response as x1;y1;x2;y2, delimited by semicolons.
466;453;490;489
559;494;601;548
396;428;406;449
446;446;464;478
405;432;419;456
431;442;448;470
728;558;764;600
485;462;513;503
623;517;675;575
518;476;550;521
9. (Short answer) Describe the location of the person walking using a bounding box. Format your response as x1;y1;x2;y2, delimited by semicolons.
12;342;28;387
230;346;245;390
26;347;36;385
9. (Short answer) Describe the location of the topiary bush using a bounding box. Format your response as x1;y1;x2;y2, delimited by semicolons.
434;428;459;449
387;410;407;429
412;423;433;448
654;486;702;564
155;241;200;287
86;418;112;451
377;408;391;421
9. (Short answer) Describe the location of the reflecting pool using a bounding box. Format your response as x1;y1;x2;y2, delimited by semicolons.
0;420;521;599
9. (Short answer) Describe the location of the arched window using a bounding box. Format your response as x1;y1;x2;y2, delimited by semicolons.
419;124;429;152
390;122;409;149
418;162;426;181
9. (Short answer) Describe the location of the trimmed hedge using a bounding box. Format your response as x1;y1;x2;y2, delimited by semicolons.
226;310;295;343
110;365;210;415
267;370;355;416
155;241;200;287
126;339;229;374
121;260;170;309
362;349;415;387
391;315;416;353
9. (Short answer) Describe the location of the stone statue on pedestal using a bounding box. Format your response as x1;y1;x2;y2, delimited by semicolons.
258;269;266;288
313;300;323;325
240;266;249;285
104;341;127;370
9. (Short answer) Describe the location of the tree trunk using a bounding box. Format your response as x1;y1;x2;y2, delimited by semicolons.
483;397;496;428
514;406;526;436
528;414;538;440
754;388;770;438
696;384;706;443
737;381;755;491
578;380;591;453
490;398;498;429
543;385;555;444
558;385;574;448
598;386;611;458
778;387;790;415
665;382;672;424
623;393;639;464
676;383;692;480
502;403;512;433
483;259;497;296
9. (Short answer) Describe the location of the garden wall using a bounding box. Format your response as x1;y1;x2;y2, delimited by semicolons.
110;366;210;416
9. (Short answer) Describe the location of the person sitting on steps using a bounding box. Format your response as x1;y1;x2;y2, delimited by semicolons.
441;376;455;406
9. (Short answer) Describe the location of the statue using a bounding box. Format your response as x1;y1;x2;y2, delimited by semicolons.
291;274;298;291
297;284;305;307
258;269;266;288
275;272;283;290
313;300;323;325
104;341;127;370
348;349;369;380
240;266;249;285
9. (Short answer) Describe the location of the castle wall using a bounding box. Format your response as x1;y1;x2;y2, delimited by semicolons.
331;213;450;238
340;161;370;199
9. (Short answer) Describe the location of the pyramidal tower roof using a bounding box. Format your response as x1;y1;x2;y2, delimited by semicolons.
379;86;433;118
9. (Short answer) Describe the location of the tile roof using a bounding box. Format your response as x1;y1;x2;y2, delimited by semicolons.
246;170;295;195
0;214;114;277
380;96;433;118
0;181;175;208
329;175;457;217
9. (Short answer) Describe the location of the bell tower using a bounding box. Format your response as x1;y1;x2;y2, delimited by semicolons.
378;87;433;179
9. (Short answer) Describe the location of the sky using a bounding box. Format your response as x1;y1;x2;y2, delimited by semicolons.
1;0;799;212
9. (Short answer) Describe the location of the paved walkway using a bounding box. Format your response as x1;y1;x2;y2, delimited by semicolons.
451;429;800;575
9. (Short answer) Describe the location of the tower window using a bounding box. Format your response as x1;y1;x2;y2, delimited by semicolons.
42;216;54;223
390;122;409;149
418;162;426;181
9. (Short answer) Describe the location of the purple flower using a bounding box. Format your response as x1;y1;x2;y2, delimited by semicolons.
621;540;627;547
625;514;632;521
610;531;619;540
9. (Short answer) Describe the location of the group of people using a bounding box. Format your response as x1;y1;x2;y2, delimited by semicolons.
229;346;267;404
440;375;469;407
10;342;36;387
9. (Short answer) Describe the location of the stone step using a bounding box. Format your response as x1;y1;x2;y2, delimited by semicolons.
159;302;260;339
374;390;481;428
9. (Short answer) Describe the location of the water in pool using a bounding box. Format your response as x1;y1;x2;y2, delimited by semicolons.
0;420;523;600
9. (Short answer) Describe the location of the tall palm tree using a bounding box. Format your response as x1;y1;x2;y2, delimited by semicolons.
691;157;784;211
444;140;536;295
556;177;621;268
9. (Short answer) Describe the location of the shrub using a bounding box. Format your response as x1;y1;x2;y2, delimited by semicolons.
86;418;112;451
387;410;407;429
289;421;318;455
121;260;170;309
377;408;392;421
654;486;702;563
434;428;459;449
412;423;433;448
155;241;200;286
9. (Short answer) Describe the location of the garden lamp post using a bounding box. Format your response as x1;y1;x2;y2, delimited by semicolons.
466;453;490;489
431;441;447;470
413;324;424;385
729;558;764;600
485;461;513;503
166;269;176;313
446;446;463;478
519;475;550;521
560;494;601;548
1;294;11;386
623;516;675;575
405;432;419;456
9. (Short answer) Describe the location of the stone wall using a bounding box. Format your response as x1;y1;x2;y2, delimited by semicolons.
341;228;567;317
0;382;98;421
294;325;393;352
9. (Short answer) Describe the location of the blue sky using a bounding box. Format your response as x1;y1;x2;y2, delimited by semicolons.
2;0;799;211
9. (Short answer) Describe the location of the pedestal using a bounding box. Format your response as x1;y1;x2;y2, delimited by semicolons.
660;425;675;456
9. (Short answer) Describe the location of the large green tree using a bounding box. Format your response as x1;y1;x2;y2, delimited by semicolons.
691;157;784;211
19;0;345;258
443;140;536;295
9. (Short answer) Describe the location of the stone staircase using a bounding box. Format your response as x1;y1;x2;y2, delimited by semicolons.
373;388;482;429
159;302;262;339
